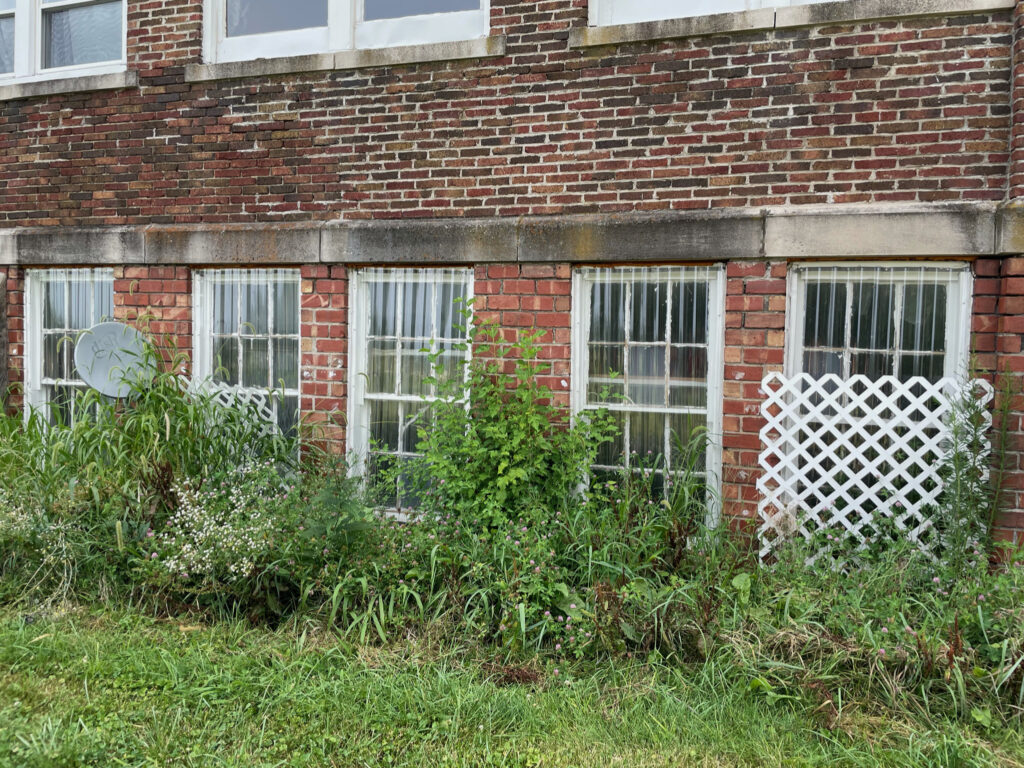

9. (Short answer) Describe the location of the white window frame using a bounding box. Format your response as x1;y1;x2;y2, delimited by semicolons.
192;268;302;434
347;267;474;488
589;0;833;28
0;0;127;84
785;262;974;381
204;0;489;64
571;265;726;526
24;267;114;423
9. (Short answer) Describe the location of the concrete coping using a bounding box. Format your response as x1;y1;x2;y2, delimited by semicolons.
570;0;1015;48
0;70;138;103
3;203;1022;267
185;36;506;83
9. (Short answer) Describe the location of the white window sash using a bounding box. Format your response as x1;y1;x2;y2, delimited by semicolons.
24;267;114;423
347;267;474;475
571;265;725;526
785;262;973;381
0;0;125;83
205;0;487;64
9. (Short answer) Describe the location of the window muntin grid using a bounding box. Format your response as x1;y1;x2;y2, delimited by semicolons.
350;268;473;510
575;266;724;482
26;268;114;424
793;265;970;383
195;269;301;437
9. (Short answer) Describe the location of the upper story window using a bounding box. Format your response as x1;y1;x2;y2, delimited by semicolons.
208;0;489;64
0;0;125;81
589;0;831;27
787;264;972;383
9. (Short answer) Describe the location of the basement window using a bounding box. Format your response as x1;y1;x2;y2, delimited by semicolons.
25;268;114;425
207;0;489;64
572;266;725;513
787;264;973;382
193;269;302;437
348;267;473;511
0;0;125;82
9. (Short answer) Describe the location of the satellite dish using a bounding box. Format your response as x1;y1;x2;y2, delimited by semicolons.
74;322;151;398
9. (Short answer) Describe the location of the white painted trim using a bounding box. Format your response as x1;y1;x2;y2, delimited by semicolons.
0;0;125;83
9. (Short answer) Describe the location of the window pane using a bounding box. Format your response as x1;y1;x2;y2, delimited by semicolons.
672;281;708;345
631;282;668;343
370;400;399;452
364;0;479;21
0;16;13;75
277;395;299;438
213;281;238;334
596;411;625;467
899;354;944;382
669;346;707;382
44;281;65;329
803;350;842;379
240;281;269;335
0;1;14;11
367;340;396;394
274;280;299;336
902;284;946;353
851;352;892;379
43;0;122;69
400;344;432;397
369;281;396;337
43;334;64;380
436;281;467;340
68;279;91;329
803;282;846;349
213;337;239;385
272;338;298;389
630;411;665;461
589;344;623;378
590;281;625;343
850;283;894;351
226;0;327;36
401;282;432;338
242;338;270;388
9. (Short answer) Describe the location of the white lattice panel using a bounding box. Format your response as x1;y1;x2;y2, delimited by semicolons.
756;373;993;561
181;377;278;430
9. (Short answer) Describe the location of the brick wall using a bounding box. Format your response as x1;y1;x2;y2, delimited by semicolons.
0;2;1013;226
3;268;24;411
113;266;193;367
301;265;348;447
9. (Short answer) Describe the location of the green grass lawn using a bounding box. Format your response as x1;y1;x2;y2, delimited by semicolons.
0;609;1020;768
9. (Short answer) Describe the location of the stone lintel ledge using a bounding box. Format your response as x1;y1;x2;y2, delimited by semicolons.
570;0;1014;49
185;36;506;83
0;70;138;102
1;205;1021;267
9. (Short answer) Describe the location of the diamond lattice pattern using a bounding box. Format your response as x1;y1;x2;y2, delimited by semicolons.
756;372;992;561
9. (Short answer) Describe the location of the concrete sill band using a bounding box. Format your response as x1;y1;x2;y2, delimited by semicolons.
185;36;506;83
570;0;1016;48
4;204;1024;267
0;70;138;102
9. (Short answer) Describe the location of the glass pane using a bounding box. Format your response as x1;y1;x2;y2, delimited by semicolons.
66;337;79;379
803;350;842;379
400;406;428;453
68;279;91;329
47;384;76;426
44;280;65;329
803;282;846;349
631;282;668;343
590;282;625;343
436;343;464;388
43;1;122;69
96;281;114;321
851;283;894;351
213;337;239;385
369;400;399;451
401;282;432;338
43;334;63;380
902;284;946;353
213;281;239;334
588;344;623;379
672;282;708;345
400;345;432;397
242;338;270;388
668;413;706;471
899;354;944;382
364;0;479;21
628;345;665;380
240;281;269;335
0;1;13;11
668;384;706;408
630;411;666;462
368;281;396;337
596;410;625;467
272;338;298;389
669;346;707;382
367;340;396;394
0;16;13;75
436;280;467;340
277;394;299;438
274;280;299;336
851;352;893;379
226;0;327;36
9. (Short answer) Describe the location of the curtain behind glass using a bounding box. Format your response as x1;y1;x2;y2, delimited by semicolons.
227;0;327;36
0;12;13;74
42;0;122;69
364;0;479;21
